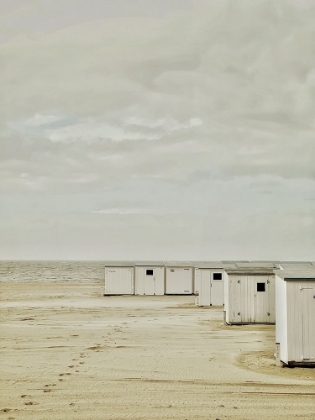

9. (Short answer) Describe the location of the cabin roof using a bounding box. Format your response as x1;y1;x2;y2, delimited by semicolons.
275;268;315;281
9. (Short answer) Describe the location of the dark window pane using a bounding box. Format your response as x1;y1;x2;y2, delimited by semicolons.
146;269;153;276
257;283;265;292
213;273;222;280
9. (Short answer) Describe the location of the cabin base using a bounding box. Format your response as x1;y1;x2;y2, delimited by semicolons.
284;361;315;368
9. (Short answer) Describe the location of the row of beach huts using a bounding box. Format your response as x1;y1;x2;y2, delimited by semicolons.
103;260;315;367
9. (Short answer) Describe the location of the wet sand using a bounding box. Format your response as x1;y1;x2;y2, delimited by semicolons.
1;282;315;419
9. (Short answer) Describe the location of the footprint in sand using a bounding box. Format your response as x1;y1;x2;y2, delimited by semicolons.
68;365;75;368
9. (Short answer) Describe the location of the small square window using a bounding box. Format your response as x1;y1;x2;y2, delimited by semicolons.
257;283;265;292
146;269;153;276
170;269;175;272
213;273;222;280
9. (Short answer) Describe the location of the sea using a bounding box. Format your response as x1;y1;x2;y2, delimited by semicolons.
0;261;105;283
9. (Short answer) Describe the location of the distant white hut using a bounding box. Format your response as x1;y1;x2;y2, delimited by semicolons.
135;262;165;296
275;268;315;367
224;264;276;324
194;262;226;306
193;261;225;295
165;262;194;295
104;262;135;295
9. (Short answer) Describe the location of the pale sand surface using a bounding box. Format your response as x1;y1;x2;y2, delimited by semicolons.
1;282;315;419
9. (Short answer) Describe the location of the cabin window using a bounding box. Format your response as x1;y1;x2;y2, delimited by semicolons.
170;269;175;272
213;273;222;280
257;283;265;292
146;269;153;276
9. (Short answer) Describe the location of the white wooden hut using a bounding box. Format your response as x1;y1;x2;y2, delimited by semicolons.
165;262;193;295
224;264;276;324
135;262;165;295
193;262;225;295
194;262;226;306
275;268;315;367
104;262;135;295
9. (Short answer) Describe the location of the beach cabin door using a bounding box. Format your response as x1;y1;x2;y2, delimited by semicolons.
211;272;224;306
301;287;315;361
254;276;269;323
144;269;155;295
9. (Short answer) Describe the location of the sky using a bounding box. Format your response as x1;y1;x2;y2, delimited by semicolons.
1;0;315;261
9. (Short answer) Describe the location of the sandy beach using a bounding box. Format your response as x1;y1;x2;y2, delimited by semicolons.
1;281;315;419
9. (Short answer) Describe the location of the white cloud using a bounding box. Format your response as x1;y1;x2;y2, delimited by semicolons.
188;118;202;127
124;117;165;128
92;208;179;215
24;113;62;127
124;116;202;130
236;147;264;156
46;119;159;143
9;115;204;144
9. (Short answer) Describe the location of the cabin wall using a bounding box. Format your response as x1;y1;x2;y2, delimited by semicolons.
225;274;275;324
275;275;288;364
194;268;200;295
135;266;165;295
104;266;134;295
287;281;315;364
165;267;193;294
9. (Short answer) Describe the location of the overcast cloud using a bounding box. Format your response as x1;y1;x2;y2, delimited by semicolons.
1;0;314;260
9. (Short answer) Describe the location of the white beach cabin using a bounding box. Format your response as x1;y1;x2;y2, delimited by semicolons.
194;262;226;306
135;262;165;295
275;268;315;367
224;264;276;324
165;262;193;295
104;262;135;295
193;261;225;295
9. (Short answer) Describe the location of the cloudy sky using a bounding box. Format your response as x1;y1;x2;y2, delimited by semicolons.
1;0;314;260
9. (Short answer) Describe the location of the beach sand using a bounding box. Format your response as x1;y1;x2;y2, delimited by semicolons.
1;281;315;419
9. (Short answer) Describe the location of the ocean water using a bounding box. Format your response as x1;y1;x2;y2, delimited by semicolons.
0;261;105;283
